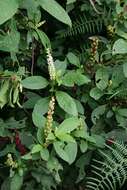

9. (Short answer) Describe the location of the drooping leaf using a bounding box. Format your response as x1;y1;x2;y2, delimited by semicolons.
21;76;49;89
38;0;72;26
36;29;51;49
40;147;49;161
56;91;78;116
55;117;80;135
10;174;23;190
53;141;69;163
67;52;80;67
91;105;106;124
31;144;42;154
80;140;88;153
0;0;18;25
123;62;127;78
64;142;77;164
90;87;104;100
113;39;127;55
95;67;109;90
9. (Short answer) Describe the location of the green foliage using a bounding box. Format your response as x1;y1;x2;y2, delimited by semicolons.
0;0;127;189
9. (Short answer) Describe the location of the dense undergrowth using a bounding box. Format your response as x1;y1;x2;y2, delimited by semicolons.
0;0;127;189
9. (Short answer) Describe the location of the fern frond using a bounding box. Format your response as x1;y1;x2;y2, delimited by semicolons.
61;16;104;38
86;141;127;190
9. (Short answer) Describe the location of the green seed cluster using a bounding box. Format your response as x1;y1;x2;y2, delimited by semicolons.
44;96;55;146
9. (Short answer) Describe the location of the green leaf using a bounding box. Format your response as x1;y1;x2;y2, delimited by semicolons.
32;97;49;127
75;99;84;115
36;29;51;49
62;71;90;87
62;71;75;87
10;174;23;190
95;68;109;90
32;112;46;128
67;52;80;66
117;108;127;117
91;105;106;124
67;0;76;5
38;0;72;26
33;97;50;116
90;87;104;100
31;144;42;154
0;0;18;25
21;76;48;89
123;62;127;78
53;141;69;163
54;59;67;76
56;133;75;142
55;117;80;135
40;147;49;161
0;31;20;53
75;72;91;86
113;39;127;55
80;140;88;153
56;91;78;116
64;142;77;164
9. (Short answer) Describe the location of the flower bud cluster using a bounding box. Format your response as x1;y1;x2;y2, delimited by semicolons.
107;25;115;38
44;96;55;146
5;153;18;169
89;36;99;62
46;48;56;81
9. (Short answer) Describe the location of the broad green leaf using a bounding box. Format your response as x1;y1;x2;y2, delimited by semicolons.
117;108;127;117
90;87;104;100
40;148;49;161
0;0;18;25
10;174;23;190
75;99;84;115
37;127;45;144
53;141;69;163
32;97;49;128
22;153;32;160
92;134;105;148
95;68;109;90
56;91;78;116
62;71;75;87
67;52;80;66
91;105;106;124
111;66;124;88
75;72;91;86
54;59;67;76
38;0;72;26
62;71;90;87
20;0;40;21
56;133;75;142
55;117;80;135
36;29;51;49
64;142;77;164
0;31;20;53
21;76;48;89
31;144;42;154
32;112;46;128
80;140;88;153
33;97;49;116
23;96;41;109
113;39;127;55
123;62;127;78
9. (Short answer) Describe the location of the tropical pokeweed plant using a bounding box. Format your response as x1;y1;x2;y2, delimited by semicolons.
0;0;127;190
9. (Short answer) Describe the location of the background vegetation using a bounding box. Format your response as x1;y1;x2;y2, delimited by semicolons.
0;0;127;189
